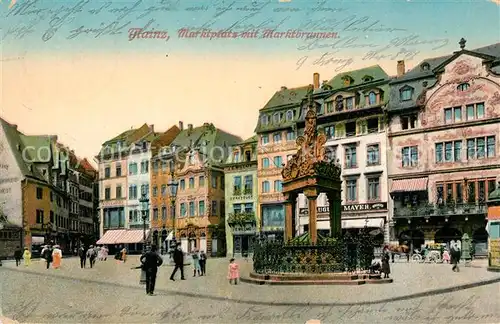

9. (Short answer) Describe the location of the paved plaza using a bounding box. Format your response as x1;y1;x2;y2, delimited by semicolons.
1;256;500;323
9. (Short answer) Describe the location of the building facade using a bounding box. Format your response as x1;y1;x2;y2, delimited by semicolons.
255;85;307;238
387;40;500;254
294;68;391;244
223;136;258;258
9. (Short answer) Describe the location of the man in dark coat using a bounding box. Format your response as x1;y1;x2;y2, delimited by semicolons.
14;246;23;267
42;245;53;269
79;246;87;268
169;244;185;281
140;244;163;295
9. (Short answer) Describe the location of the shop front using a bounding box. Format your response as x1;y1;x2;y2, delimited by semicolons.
260;203;284;240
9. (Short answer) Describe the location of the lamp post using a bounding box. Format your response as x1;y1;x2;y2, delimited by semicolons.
167;160;179;248
139;188;150;253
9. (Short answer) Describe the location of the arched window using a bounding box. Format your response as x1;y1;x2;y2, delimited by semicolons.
421;63;430;71
262;181;270;193
457;83;470;91
286;110;294;121
335;96;344;111
368;92;377;105
273;113;281;124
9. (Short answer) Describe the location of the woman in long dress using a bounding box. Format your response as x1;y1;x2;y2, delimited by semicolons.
52;245;62;269
23;247;31;267
121;246;127;263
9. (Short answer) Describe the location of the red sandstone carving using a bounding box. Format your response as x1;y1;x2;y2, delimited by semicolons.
451;60;472;76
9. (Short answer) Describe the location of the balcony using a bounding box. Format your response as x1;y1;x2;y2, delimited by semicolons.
227;212;256;226
232;187;253;197
393;202;487;218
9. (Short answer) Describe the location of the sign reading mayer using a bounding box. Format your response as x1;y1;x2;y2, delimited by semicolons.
299;202;387;215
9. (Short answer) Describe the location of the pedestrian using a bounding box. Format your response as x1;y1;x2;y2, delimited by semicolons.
442;250;451;263
103;246;108;261
79;246;87;268
450;240;461;272
121;246;127;263
140;244;163;296
52;245;62;269
170;244;185;281
227;258;240;285
192;250;201;277
14;246;22;267
22;247;31;267
199;250;207;276
87;245;97;268
41;245;53;269
381;250;391;278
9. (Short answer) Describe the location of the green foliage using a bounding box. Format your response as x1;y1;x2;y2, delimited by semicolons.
227;212;255;227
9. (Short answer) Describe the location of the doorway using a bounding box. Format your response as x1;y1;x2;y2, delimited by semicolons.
234;235;252;257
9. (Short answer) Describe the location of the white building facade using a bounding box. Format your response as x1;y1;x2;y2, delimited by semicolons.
126;142;152;230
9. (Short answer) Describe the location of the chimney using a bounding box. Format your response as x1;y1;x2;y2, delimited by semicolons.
313;72;320;89
178;121;184;130
281;86;287;90
397;60;405;77
203;122;210;127
149;124;154;132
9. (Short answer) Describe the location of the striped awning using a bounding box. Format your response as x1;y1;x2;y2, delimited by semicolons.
96;230;126;245
117;230;150;244
391;178;428;193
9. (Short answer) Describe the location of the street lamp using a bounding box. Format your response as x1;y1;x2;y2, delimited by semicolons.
139;187;150;253
167;160;179;245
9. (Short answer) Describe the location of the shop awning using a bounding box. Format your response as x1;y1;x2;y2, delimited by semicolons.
390;178;428;193
117;230;150;244
342;218;384;229
96;230;126;245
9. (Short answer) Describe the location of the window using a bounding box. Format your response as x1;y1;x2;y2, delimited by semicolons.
116;164;122;177
104;167;111;178
140;184;149;197
477;103;485;119
198;201;205;216
435;143;443;163
189;202;195;216
367;117;379;133
273;113;281;124
326;101;334;113
162;206;167;220
244;175;252;194
36;209;44;223
199;176;205;187
274;180;282;192
140;160;149;173
233;204;242;214
152;161;159;173
453;107;462;122
479;180;486;202
161;184;167;197
358;120;367;134
262;158;270;168
180;203;186;217
244;150;251;161
456;183;463;203
211;174;217;188
286;130;296;141
346;179;357;202
345;121;356;137
129;185;137;199
488;180;497;196
324;125;335;139
325;146;336;162
346;97;354;110
400;87;412;101
180;179;185;190
345;145;357;168
116;185;122;198
273;133;282;143
367;177;380;200
211;200;217;215
261;115;269;125
262;181;270;193
421;63;430;71
233;151;240;163
445;142;453;162
105;187;111;200
152;186;158;197
444;108;453;124
189;177;195;189
401;114;417;130
368;92;377;105
161;160;167;172
457;83;470;91
128;163;137;175
273;156;283;167
467;182;475;203
335;96;343;111
36;187;43;199
261;135;269;145
402;146;418;167
367;144;380;165
233;176;242;193
244;203;253;213
466;105;474;120
454;141;462;161
286;110;294;121
467;136;496;159
153;208;158;220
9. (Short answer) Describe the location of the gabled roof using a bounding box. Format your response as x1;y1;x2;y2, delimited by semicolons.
327;65;389;89
261;85;310;111
150;125;181;157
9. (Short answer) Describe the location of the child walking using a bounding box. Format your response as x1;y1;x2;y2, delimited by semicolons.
227;258;240;285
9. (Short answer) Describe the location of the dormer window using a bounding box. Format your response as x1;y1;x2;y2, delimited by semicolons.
457;83;470;91
116;141;122;149
368;92;377;105
362;75;373;82
399;86;414;101
272;113;281;124
421;63;430;71
286;110;294;121
341;75;353;87
260;115;269;125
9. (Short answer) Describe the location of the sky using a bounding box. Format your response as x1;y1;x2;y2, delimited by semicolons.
1;0;499;165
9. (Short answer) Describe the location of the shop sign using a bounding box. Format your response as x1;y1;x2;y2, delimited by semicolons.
299;202;387;215
490;239;500;268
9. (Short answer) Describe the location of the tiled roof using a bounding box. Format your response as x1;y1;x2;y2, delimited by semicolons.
239;135;258;145
150;125;181;157
327;65;389;89
261;85;310;110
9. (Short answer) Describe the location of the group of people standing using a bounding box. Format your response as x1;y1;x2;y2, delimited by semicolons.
191;249;207;277
78;245;109;268
41;245;63;269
